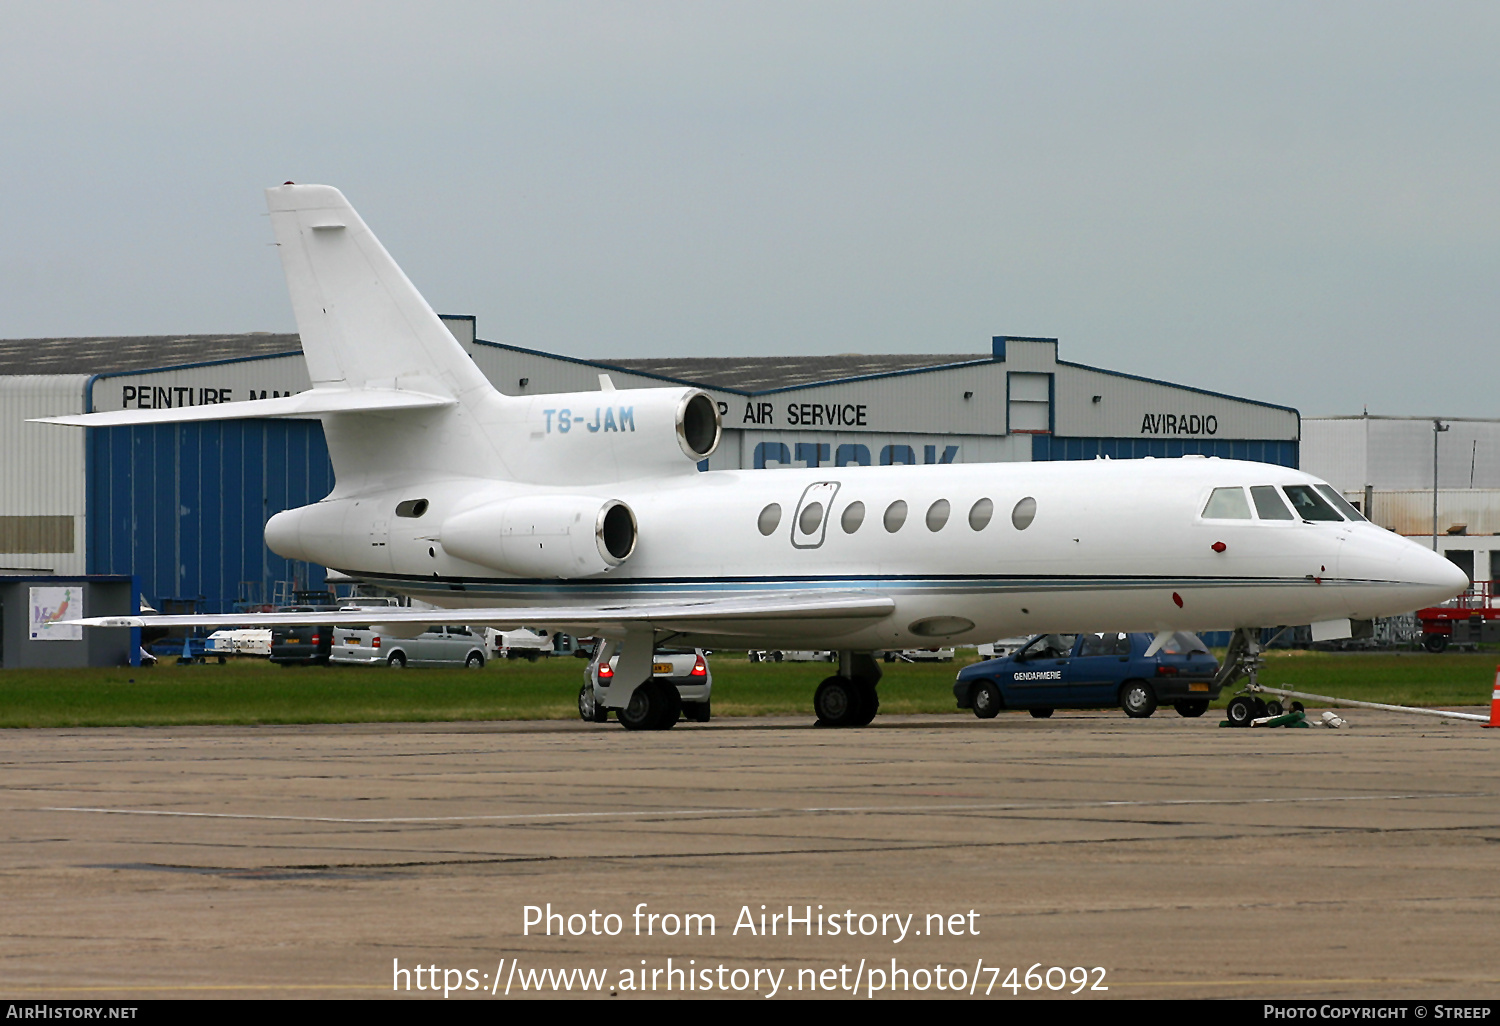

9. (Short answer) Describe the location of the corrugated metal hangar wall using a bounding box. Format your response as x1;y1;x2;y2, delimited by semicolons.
0;321;1301;612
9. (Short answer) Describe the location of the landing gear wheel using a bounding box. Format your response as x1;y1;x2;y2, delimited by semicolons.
1225;695;1257;727
618;680;680;731
1120;680;1157;718
971;680;1002;719
1290;701;1305;714
1253;698;1269;718
848;681;879;727
1029;708;1054;719
814;676;859;727
1264;699;1284;717
1173;699;1209;718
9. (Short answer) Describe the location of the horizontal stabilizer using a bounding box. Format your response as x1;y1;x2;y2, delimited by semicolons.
67;592;895;634
32;388;455;428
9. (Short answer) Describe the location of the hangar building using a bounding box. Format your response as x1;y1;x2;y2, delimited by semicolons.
0;320;1300;613
1303;414;1500;587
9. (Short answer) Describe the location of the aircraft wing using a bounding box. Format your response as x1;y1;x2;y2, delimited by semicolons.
31;387;455;428
67;591;895;636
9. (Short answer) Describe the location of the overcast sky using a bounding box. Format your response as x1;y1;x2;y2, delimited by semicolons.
1;1;1495;417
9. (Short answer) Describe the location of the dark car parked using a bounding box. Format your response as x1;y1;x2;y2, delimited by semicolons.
953;631;1221;719
268;606;340;666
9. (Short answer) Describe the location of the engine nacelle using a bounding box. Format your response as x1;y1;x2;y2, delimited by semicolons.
499;386;722;483
440;495;637;578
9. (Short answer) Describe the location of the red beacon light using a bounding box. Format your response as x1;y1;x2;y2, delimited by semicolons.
1211;541;1227;553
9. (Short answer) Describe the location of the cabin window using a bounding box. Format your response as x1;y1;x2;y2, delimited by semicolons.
1202;487;1252;519
841;501;865;533
1250;486;1294;520
968;498;994;531
926;499;950;532
798;501;825;536
395;499;429;518
883;500;908;533
1316;484;1367;522
1282;485;1343;522
1011;496;1036;531
758;503;782;535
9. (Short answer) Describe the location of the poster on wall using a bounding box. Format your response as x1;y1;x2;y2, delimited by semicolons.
30;587;83;641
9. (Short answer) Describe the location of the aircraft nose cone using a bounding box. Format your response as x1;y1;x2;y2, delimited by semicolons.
1407;544;1470;603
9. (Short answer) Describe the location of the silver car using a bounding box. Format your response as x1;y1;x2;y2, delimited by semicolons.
330;624;486;668
578;647;712;726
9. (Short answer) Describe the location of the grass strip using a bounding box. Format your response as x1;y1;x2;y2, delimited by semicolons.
0;651;1494;729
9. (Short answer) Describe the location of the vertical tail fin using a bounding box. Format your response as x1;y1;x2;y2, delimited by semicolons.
266;184;493;401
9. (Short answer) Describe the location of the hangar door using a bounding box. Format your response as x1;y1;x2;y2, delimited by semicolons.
86;420;334;613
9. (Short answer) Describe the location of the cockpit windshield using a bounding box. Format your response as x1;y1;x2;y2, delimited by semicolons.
1315;484;1368;522
1282;485;1343;522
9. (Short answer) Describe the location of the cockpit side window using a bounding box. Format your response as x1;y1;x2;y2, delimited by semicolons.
1315;484;1368;523
1202;487;1252;519
1282;485;1343;521
1250;486;1295;520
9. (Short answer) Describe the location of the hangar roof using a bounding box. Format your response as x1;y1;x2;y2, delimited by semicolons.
594;355;988;392
0;334;299;377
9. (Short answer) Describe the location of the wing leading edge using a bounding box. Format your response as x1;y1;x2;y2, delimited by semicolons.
68;591;895;636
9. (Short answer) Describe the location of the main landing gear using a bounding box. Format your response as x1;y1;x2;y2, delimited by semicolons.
813;652;883;728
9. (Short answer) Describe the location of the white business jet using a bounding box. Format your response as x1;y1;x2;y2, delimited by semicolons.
43;184;1468;729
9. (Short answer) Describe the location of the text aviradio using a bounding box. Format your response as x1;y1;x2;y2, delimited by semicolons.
1140;413;1219;435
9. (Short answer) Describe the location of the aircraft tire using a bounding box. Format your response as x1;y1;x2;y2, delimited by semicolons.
653;683;682;729
848;682;879;727
1225;695;1257;727
971;680;1002;719
813;676;859;726
618;681;667;731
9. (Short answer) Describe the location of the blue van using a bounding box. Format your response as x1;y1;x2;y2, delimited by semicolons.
953;632;1222;719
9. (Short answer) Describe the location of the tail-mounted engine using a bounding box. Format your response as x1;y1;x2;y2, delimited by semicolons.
500;387;722;483
440;495;637;578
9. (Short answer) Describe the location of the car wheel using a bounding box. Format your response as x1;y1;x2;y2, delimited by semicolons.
683;700;711;723
971;680;1002;719
387;652;406;668
1225;695;1257;727
577;684;596;722
1120;680;1157;718
1423;634;1447;653
1173;699;1209;718
465;652;484;669
772;651;783;662
1028;707;1054;719
813;676;858;726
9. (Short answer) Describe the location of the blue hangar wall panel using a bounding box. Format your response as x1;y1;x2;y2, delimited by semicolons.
86;421;333;612
1032;435;1299;467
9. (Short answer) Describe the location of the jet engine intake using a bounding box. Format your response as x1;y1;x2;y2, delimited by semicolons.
440;496;636;578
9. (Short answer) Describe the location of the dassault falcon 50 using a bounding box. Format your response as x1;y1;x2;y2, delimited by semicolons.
43;184;1468;729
